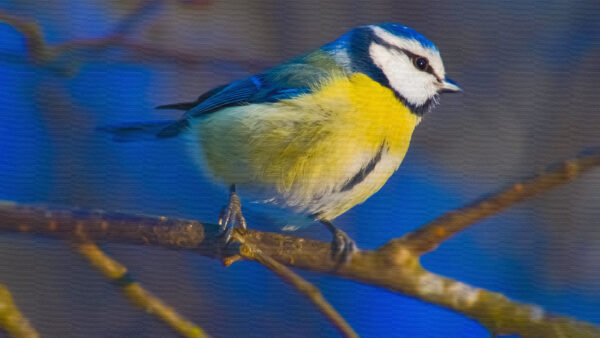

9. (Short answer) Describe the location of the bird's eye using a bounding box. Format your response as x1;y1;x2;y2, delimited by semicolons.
413;57;428;71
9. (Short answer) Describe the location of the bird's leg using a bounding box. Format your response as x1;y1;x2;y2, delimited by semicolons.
321;220;358;264
218;185;247;245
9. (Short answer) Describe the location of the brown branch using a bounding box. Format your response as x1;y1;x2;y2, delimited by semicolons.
0;150;599;337
0;284;39;338
75;241;208;338
385;152;600;255
0;202;598;336
236;237;358;338
0;10;269;72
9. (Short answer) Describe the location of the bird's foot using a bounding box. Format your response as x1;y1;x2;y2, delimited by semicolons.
218;188;247;246
321;220;359;264
331;228;358;264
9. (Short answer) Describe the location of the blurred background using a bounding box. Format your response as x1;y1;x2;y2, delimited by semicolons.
0;0;599;337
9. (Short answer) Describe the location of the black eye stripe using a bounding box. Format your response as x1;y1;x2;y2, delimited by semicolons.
371;35;441;81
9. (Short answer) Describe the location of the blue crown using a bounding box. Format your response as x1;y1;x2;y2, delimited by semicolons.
375;23;437;51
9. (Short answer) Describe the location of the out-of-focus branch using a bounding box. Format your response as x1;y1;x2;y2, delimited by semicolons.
236;238;358;338
0;10;269;72
0;284;39;338
384;152;600;255
0;151;599;337
0;11;47;64
76;241;208;338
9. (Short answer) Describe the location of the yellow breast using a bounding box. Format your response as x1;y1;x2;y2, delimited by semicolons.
194;73;420;219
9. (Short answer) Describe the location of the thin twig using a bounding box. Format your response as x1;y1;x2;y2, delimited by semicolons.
384;152;600;254
76;241;208;338
0;284;39;338
235;233;358;338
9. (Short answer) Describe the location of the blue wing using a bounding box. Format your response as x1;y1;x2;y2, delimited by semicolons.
155;75;311;113
102;52;341;141
153;72;315;138
183;74;309;118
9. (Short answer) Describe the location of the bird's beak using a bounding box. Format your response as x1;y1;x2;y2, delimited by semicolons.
439;78;462;93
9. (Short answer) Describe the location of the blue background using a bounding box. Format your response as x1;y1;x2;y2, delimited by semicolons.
1;0;599;337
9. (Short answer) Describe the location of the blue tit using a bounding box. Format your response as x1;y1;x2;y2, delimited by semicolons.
102;23;461;262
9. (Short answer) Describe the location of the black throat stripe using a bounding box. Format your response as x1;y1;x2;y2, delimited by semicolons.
340;143;387;192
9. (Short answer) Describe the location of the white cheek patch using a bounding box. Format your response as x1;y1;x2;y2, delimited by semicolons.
369;43;438;106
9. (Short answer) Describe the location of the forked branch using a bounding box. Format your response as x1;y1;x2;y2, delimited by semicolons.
0;151;599;337
236;236;358;338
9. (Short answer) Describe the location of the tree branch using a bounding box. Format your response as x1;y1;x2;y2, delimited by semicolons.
386;151;600;254
0;150;599;337
0;10;269;73
0;284;39;338
75;241;208;338
0;200;598;336
236;237;358;338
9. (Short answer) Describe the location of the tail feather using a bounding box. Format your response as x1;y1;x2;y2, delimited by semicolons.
99;119;187;142
155;102;197;110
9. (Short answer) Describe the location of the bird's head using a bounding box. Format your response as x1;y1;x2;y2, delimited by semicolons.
327;23;461;115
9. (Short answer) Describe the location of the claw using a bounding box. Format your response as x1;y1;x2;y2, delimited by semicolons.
331;229;358;263
321;220;358;265
218;186;246;246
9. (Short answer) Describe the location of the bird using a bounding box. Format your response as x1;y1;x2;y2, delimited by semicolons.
101;23;461;263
